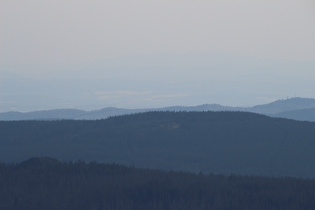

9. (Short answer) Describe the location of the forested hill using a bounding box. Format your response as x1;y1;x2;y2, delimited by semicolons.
1;158;315;210
1;111;315;177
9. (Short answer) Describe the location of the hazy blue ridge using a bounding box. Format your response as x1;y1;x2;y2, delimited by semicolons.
0;104;239;121
0;109;86;121
1;97;315;121
247;97;315;115
272;107;315;122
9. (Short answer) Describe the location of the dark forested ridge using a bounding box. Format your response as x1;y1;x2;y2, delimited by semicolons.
1;111;315;177
1;158;315;210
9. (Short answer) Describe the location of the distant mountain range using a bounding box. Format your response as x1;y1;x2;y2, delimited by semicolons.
1;97;315;121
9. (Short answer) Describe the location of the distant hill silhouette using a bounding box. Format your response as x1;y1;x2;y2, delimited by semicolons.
1;111;315;177
1;97;315;121
247;97;315;115
0;109;86;120
272;107;315;122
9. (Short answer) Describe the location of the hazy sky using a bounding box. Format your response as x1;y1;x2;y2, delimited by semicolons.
1;0;315;111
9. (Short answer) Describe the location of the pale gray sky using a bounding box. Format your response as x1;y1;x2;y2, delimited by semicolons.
1;0;315;111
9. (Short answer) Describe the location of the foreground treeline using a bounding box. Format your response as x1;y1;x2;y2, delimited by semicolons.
0;158;315;210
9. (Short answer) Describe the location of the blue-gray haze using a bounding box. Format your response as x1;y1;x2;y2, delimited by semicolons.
1;0;315;112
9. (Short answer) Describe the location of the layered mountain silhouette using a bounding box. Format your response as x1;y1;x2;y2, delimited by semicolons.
1;97;315;121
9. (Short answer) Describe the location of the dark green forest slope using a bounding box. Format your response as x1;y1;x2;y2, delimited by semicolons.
1;111;315;177
1;158;315;210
